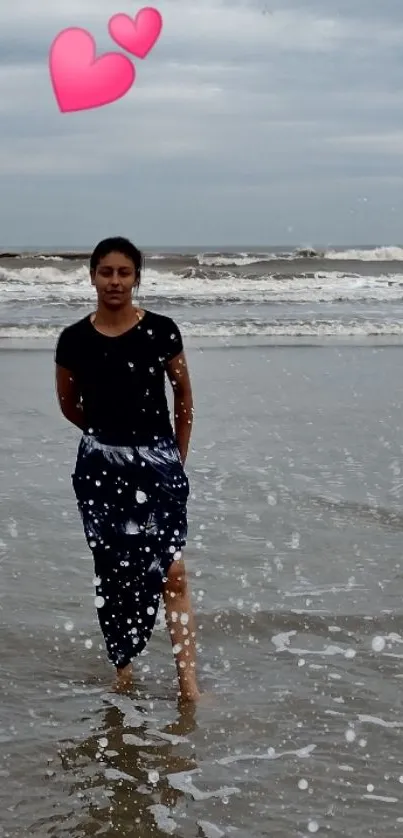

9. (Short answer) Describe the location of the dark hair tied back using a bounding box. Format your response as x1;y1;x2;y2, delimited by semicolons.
90;237;144;283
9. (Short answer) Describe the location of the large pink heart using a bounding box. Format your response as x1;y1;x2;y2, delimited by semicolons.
49;28;135;113
108;7;163;59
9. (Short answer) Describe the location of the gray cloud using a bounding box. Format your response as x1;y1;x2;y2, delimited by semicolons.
0;0;402;247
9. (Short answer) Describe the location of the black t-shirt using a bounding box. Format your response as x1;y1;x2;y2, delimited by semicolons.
55;310;183;444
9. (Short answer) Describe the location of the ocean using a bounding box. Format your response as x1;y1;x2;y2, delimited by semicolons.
1;245;403;837
2;244;403;344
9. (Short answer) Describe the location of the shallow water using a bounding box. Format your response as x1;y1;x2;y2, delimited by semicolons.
1;343;403;837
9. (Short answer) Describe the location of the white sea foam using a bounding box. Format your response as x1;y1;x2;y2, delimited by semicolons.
197;252;276;267
3;318;403;341
325;246;403;261
217;743;316;765
197;245;403;265
1;265;403;305
148;805;177;834
166;769;240;801
2;262;403;342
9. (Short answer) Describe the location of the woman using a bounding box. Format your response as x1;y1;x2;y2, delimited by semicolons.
55;237;200;702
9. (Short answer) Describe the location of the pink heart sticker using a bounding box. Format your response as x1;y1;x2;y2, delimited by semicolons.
108;7;163;59
49;28;135;113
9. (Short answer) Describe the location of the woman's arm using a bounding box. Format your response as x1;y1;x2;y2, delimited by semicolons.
55;364;85;431
165;351;194;465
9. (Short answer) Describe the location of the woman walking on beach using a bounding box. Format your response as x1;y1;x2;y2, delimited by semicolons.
55;237;200;702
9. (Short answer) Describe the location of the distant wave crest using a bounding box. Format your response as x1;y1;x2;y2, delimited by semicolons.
325;246;403;261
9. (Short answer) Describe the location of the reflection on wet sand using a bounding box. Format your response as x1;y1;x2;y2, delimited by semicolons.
59;694;199;837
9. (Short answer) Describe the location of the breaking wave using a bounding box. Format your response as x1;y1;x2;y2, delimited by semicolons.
1;266;403;305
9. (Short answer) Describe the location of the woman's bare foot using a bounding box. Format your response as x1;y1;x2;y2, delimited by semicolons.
113;662;133;692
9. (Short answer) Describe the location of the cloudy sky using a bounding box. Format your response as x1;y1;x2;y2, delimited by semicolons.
0;0;402;247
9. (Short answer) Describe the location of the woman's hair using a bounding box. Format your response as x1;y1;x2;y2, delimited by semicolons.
90;237;144;283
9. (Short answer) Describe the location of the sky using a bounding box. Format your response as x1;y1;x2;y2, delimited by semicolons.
0;0;403;248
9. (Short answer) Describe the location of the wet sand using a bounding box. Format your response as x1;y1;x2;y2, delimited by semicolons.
1;343;403;837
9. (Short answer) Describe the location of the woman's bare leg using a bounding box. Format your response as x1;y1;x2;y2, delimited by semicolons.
162;557;200;702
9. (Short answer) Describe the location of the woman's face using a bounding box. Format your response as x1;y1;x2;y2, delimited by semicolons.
91;250;137;309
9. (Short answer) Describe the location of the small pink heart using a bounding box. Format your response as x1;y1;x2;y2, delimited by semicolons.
108;7;163;59
49;28;135;113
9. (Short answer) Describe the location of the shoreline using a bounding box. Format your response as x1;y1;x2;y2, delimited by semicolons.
1;335;403;352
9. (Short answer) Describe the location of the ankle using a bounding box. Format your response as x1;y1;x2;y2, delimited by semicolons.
178;666;198;687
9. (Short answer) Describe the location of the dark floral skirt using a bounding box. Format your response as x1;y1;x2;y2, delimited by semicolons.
72;433;189;668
